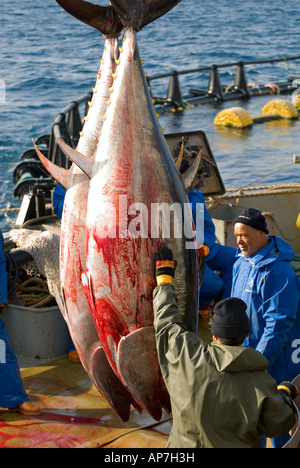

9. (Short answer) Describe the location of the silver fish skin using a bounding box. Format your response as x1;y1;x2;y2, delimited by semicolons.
34;38;139;422
65;27;198;420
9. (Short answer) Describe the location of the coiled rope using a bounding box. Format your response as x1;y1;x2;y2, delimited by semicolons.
15;277;53;308
5;251;54;309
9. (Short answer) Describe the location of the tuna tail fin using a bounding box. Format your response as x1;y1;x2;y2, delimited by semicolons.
56;0;123;38
110;0;182;30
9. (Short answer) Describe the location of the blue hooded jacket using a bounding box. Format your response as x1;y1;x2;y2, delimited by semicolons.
0;231;7;305
231;236;300;383
188;190;216;252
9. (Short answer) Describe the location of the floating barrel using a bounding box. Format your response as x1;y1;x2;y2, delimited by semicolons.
261;99;299;119
214;107;253;128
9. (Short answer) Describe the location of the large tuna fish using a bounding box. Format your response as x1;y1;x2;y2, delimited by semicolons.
56;0;200;421
34;3;140;422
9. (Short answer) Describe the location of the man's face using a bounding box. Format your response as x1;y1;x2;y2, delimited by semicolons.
234;223;268;258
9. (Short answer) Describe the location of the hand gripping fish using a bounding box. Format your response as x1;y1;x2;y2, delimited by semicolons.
34;3;140;422
55;0;199;421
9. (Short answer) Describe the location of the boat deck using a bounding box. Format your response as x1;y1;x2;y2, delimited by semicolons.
0;356;171;448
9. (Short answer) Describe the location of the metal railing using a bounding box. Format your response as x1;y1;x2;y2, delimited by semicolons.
48;92;93;168
148;55;300;110
13;92;92;198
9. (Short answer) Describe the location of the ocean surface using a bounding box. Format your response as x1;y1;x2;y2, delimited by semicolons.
1;0;300;231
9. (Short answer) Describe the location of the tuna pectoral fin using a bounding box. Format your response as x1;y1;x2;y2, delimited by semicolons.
53;284;69;324
56;0;123;37
90;344;139;422
110;0;182;30
32;140;72;190
57;137;93;178
118;327;170;421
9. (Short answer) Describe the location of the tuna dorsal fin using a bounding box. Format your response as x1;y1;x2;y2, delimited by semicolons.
181;149;203;193
57;137;93;179
32;140;72;190
56;0;123;38
110;0;182;30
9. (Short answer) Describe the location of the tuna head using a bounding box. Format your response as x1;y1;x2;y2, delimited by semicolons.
59;27;198;421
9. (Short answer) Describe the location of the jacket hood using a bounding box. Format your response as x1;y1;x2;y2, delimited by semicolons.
236;236;295;267
209;342;269;373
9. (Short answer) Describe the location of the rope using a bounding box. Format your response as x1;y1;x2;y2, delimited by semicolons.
15;277;54;308
220;185;300;200
208;184;300;212
219;160;299;201
225;183;300;193
262;211;300;243
5;251;55;309
211;156;300;207
20;214;57;228
0;208;20;213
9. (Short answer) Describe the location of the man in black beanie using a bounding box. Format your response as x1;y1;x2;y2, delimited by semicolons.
233;207;269;258
153;246;298;448
232;209;300;377
210;297;250;346
232;207;300;448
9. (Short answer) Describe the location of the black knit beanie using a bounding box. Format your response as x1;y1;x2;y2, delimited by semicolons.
211;298;250;339
234;208;269;234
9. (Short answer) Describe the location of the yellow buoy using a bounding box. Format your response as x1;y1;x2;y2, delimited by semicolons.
297;213;300;229
261;99;299;119
214;107;253;128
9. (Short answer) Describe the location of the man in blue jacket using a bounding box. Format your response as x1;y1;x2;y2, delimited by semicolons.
232;208;300;384
188;189;236;306
231;208;300;447
0;230;41;415
180;159;236;307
